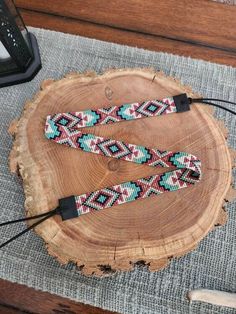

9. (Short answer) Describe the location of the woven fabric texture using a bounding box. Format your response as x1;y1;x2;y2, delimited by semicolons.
0;27;235;314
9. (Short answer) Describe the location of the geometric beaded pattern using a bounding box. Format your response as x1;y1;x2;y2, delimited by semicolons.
45;96;201;217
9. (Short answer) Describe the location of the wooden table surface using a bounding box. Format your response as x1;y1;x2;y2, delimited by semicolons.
16;0;236;67
1;1;236;313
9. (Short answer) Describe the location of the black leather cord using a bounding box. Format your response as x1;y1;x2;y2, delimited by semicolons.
0;208;59;249
189;97;236;115
0;209;58;227
0;195;78;249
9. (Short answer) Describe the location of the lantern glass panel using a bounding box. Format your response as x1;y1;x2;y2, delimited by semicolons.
0;41;18;75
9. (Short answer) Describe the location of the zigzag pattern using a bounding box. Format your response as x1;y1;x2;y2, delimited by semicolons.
45;95;201;217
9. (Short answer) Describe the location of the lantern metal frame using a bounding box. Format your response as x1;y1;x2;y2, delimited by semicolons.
0;0;41;87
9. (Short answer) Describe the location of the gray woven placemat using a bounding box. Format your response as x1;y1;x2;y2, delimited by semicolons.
0;27;235;314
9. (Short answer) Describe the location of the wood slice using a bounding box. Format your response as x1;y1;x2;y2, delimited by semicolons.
9;68;235;276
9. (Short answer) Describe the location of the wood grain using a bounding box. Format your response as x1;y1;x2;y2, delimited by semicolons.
19;9;236;67
0;304;25;314
15;0;236;50
9;69;234;275
0;279;116;314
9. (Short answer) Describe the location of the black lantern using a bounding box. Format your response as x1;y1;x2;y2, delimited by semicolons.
0;0;41;87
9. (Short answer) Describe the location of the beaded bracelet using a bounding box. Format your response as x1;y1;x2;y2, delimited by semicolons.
1;93;235;249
